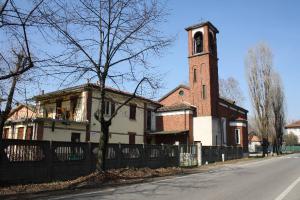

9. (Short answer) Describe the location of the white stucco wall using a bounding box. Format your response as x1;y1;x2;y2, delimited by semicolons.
249;141;261;152
33;87;158;144
193;116;213;145
89;90;147;144
193;116;222;146
42;121;86;142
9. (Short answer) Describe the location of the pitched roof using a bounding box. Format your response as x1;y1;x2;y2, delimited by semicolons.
157;102;196;112
249;135;261;142
159;84;190;102
285;120;300;129
185;21;219;33
33;83;161;106
8;104;36;118
219;97;248;113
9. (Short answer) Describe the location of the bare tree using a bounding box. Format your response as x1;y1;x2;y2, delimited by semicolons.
270;72;286;154
245;43;273;156
219;77;245;106
39;0;171;171
283;133;298;146
0;0;44;141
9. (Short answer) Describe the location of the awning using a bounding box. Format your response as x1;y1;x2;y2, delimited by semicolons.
147;130;189;135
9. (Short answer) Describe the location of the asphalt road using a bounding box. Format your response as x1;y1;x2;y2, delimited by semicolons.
46;154;300;200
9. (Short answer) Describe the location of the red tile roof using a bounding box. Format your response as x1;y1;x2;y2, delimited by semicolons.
33;83;161;106
157;102;196;112
285;120;300;129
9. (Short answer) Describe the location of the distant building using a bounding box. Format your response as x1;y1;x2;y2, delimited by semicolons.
285;120;300;143
248;135;262;152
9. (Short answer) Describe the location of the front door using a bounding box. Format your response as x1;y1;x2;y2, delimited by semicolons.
71;133;80;142
17;127;24;139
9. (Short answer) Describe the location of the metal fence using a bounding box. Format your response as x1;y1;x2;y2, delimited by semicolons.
201;146;244;164
0;139;246;185
179;145;198;167
0;139;193;185
281;145;300;153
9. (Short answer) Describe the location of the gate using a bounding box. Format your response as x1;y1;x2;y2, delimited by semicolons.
179;145;198;167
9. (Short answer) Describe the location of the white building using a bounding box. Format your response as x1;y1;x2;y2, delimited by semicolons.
3;83;160;144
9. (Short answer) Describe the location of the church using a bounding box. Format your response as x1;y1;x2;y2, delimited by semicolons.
3;21;248;148
147;21;248;147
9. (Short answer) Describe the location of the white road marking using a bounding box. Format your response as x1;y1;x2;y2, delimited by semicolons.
274;176;300;200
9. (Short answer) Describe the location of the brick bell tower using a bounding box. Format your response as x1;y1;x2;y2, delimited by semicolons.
185;21;219;117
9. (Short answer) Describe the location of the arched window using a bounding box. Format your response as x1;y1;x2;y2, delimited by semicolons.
194;32;203;54
193;68;197;82
209;32;215;55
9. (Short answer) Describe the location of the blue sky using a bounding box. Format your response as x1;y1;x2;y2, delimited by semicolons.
153;0;300;120
4;0;299;120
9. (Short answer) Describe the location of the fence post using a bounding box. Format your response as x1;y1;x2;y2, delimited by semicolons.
87;142;92;173
118;143;122;169
46;141;53;182
142;143;146;168
196;142;202;166
176;143;180;167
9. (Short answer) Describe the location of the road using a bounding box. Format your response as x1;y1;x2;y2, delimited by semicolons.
46;154;300;200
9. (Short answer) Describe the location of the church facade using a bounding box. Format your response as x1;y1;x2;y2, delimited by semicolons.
147;22;248;147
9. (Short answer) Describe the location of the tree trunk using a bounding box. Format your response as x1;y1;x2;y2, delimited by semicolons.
97;121;110;172
272;138;279;155
0;115;4;142
262;137;268;157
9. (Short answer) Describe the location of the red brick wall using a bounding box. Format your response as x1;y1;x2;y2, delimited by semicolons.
187;25;219;117
218;103;248;147
156;112;194;144
159;87;190;106
156;114;191;132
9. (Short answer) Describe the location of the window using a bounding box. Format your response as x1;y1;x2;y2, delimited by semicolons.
70;96;78;120
111;101;115;115
202;85;206;99
147;109;152;130
235;129;241;144
129;132;136;144
129;104;137;120
193;68;197;82
209;32;216;54
56;99;63;119
25;126;33;140
179;90;184;96
3;128;9;139
102;101;115;116
105;101;110;115
193;32;203;54
221;118;227;144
